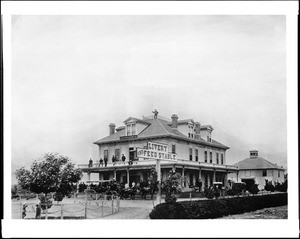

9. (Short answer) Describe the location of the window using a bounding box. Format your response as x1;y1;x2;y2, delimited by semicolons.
115;149;120;161
204;151;207;162
104;150;109;158
263;170;267;177
127;125;131;136
278;170;280;177
188;133;191;138
132;124;136;135
209;152;212;163
171;145;176;154
195;149;198;161
126;123;136;136
216;153;219;164
189;148;193;161
221;154;224;164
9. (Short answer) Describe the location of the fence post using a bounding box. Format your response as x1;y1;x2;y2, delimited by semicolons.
101;200;104;217
61;204;63;220
84;193;87;219
45;204;48;220
19;195;22;219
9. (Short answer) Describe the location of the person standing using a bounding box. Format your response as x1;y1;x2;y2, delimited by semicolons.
35;204;41;219
99;158;103;167
104;155;108;167
112;155;116;165
88;158;93;167
197;179;203;192
121;154;126;163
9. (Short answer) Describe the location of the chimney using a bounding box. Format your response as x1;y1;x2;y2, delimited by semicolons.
109;123;116;135
250;150;258;158
195;122;201;139
171;114;178;128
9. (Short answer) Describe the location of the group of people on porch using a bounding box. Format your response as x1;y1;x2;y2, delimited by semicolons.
88;154;135;168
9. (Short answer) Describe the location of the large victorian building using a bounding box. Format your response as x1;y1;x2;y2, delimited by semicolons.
79;112;238;190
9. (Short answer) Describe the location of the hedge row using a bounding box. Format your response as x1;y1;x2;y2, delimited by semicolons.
149;193;287;219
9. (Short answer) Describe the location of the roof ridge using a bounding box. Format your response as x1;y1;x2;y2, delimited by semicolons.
259;157;280;168
156;118;170;134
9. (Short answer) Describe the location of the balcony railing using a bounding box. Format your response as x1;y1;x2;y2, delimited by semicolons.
78;158;238;170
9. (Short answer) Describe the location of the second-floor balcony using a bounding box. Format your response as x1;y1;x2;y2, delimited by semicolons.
78;158;238;172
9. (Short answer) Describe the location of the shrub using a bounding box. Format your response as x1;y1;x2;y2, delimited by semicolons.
265;180;275;192
204;187;214;199
275;180;287;192
161;170;182;203
232;182;246;196
149;193;287;219
248;183;259;195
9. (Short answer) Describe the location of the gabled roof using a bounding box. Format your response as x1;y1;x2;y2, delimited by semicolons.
94;117;229;149
123;117;151;125
234;156;285;170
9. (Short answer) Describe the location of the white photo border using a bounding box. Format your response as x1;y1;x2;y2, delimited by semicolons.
2;1;298;238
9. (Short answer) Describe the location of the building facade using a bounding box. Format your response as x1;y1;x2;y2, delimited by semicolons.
228;150;286;189
79;113;238;190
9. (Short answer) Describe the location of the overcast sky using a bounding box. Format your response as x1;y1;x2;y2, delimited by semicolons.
11;15;286;183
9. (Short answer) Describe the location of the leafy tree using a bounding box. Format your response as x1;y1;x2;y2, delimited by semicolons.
161;170;182;203
15;153;82;204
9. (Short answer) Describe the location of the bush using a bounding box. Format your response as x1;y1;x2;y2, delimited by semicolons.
265;180;275;192
232;182;246;196
161;170;182;203
275;180;287;192
248;183;259;195
204;187;214;199
149;193;287;219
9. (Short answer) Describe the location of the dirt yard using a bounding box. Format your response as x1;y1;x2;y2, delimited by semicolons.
221;205;287;219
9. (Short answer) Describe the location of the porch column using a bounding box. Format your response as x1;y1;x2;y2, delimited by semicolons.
224;171;228;187
113;169;116;179
182;167;185;187
213;170;216;183
87;172;91;182
236;171;239;182
127;168;130;184
98;172;101;181
199;168;202;180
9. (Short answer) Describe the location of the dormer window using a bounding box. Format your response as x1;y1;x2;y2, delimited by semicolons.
188;124;194;138
126;123;137;136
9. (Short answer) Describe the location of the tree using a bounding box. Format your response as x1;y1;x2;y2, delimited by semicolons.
161;170;182;203
15;153;82;204
148;167;159;199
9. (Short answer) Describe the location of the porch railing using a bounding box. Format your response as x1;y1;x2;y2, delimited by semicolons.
78;158;238;170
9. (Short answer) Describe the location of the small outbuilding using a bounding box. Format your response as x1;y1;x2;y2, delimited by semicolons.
228;150;285;190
